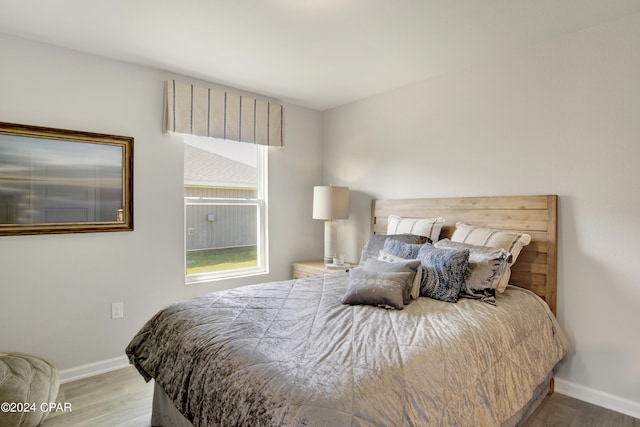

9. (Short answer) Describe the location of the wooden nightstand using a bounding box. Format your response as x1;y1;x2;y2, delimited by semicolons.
292;260;353;279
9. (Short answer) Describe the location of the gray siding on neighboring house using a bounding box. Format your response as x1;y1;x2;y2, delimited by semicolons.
183;143;258;251
185;186;257;251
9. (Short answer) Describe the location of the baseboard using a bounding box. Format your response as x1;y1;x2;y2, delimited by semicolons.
58;355;130;384
555;378;640;420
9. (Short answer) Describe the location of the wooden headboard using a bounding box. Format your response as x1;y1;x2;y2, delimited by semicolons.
371;195;558;314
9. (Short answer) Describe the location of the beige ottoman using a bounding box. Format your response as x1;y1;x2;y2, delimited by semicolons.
0;353;59;427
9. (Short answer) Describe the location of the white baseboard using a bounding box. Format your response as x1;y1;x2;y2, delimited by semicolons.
555;378;640;420
58;355;130;384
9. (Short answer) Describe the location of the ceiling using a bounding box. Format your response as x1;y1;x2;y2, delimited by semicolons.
1;0;639;111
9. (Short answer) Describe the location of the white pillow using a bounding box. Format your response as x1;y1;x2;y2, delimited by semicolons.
387;215;445;242
450;222;531;292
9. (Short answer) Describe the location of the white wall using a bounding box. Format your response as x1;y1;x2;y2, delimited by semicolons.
323;13;640;416
0;34;324;374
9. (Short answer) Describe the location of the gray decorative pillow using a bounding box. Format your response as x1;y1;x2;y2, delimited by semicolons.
451;222;531;292
416;244;469;303
342;268;412;310
434;239;511;304
363;258;421;305
377;251;422;299
359;234;425;265
382;239;425;260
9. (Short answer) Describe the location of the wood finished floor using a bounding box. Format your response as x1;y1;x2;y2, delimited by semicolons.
41;366;639;426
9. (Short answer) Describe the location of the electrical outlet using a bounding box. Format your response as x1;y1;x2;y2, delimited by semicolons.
111;302;124;319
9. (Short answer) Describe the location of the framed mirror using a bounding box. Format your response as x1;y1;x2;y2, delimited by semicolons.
0;122;133;236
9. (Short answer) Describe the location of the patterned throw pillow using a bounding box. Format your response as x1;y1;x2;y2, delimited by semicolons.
387;215;445;242
359;234;425;265
416;244;469;303
451;222;531;292
342;268;412;310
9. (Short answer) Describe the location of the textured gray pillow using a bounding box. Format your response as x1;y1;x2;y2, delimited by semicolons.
342;268;412;310
363;258;421;304
359;234;425;265
416;244;469;303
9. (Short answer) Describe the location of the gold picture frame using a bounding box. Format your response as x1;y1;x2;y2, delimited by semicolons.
0;122;133;235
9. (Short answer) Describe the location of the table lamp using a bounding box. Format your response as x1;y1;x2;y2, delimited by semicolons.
312;185;350;264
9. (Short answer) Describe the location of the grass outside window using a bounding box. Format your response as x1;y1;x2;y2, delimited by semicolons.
186;246;257;275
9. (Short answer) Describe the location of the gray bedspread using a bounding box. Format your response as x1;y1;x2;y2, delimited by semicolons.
126;273;567;427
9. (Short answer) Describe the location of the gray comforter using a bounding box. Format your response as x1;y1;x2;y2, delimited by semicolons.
126;272;567;426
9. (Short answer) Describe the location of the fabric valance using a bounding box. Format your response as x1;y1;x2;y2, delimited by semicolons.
163;80;284;147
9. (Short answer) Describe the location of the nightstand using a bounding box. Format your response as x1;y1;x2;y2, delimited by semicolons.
292;260;353;279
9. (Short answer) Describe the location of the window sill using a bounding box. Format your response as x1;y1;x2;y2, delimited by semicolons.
185;266;269;286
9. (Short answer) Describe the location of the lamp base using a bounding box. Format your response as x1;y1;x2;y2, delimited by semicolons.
324;220;338;265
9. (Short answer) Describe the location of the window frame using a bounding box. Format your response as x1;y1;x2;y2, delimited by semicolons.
184;139;268;285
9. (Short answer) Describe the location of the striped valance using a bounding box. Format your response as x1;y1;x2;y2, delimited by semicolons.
163;80;284;147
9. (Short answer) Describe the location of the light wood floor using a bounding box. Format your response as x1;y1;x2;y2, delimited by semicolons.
41;366;639;426
41;367;153;427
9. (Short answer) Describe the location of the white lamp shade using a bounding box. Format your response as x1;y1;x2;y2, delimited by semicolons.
312;186;350;220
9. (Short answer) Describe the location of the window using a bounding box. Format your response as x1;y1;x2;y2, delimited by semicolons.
183;135;267;283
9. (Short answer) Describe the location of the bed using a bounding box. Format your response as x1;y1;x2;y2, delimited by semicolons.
126;195;567;427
